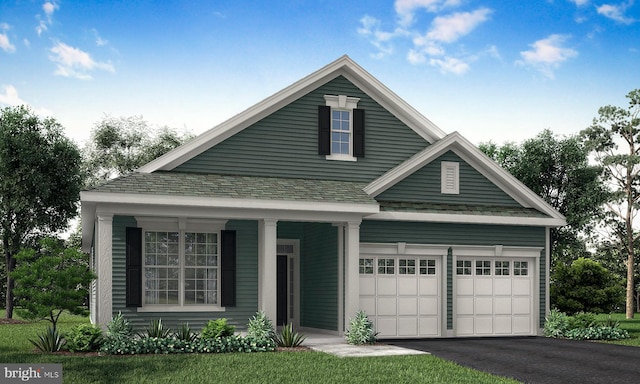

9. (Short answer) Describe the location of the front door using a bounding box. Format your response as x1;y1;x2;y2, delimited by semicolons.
276;255;288;326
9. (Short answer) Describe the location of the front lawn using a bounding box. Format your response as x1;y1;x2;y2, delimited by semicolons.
0;310;519;384
595;313;640;346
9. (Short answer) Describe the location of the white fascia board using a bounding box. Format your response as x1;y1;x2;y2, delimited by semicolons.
139;55;444;173
364;131;566;222
81;191;379;215
367;211;566;227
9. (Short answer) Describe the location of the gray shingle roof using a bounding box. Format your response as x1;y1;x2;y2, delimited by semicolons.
378;201;549;218
88;172;377;205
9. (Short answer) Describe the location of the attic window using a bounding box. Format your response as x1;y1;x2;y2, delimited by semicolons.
318;95;364;161
441;161;459;194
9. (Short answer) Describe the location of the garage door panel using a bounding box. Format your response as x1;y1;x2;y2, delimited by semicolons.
419;278;438;294
513;297;531;315
457;278;474;295
456;317;474;335
475;297;493;315
398;297;418;316
419;297;438;315
420;317;439;336
377;278;397;295
376;318;397;337
377;297;397;316
475;317;494;334
457;297;474;315
360;278;376;296
398;318;418;336
494;279;512;295
513;316;531;334
494;297;512;315
513;279;531;295
494;317;512;334
398;277;418;295
360;297;376;316
475;279;493;295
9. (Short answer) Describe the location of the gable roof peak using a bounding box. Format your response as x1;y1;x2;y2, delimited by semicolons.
138;55;446;173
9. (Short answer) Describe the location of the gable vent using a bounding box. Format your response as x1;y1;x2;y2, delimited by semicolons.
441;161;459;194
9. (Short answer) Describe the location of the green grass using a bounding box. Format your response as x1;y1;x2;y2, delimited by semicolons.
595;312;640;346
0;310;520;384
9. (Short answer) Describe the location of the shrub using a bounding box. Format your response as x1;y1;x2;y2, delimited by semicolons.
600;314;620;328
100;334;276;355
64;324;103;352
174;323;198;342
564;326;630;341
247;311;275;341
345;310;378;345
106;312;133;340
568;312;597;330
273;323;306;347
144;319;172;338
30;326;65;353
544;308;570;338
201;318;235;340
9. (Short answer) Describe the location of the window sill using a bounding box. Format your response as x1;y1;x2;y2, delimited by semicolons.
325;154;357;162
137;305;226;313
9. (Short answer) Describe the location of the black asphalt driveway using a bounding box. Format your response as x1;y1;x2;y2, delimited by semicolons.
387;337;640;384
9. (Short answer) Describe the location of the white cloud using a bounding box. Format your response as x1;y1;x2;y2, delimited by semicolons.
429;56;470;74
395;0;461;26
91;29;109;46
0;85;26;106
36;1;59;36
358;15;409;59
425;8;492;43
568;0;589;5
49;41;115;80
518;34;578;78
597;2;635;24
0;33;15;53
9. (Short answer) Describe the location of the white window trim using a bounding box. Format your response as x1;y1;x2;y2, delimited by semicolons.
324;94;360;162
136;217;227;313
441;161;460;194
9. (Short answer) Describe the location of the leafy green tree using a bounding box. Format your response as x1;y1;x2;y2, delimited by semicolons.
11;237;96;331
551;257;625;315
581;89;640;319
83;115;193;187
480;129;607;266
0;105;83;318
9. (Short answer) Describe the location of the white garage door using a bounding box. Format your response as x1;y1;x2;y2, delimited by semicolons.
359;256;441;338
455;257;535;336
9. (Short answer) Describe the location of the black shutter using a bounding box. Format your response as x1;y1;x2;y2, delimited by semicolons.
221;230;237;307
353;108;365;158
318;105;331;155
125;227;142;307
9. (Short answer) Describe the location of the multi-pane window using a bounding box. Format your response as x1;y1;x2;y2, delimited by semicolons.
399;259;416;274
420;259;437;275
476;260;491;276
514;261;529;276
495;261;510;276
331;110;350;155
359;258;374;275
378;258;395;274
144;230;219;306
456;260;472;275
184;232;218;305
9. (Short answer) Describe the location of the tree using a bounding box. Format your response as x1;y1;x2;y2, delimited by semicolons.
11;237;95;330
480;129;607;266
582;89;640;319
551;257;624;315
83;115;193;187
0;105;83;318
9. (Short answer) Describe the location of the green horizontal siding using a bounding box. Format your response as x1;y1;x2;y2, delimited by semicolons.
301;223;338;331
173;76;428;182
112;217;259;331
377;151;521;207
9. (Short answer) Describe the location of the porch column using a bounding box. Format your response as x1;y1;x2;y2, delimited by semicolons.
344;220;361;326
258;218;278;323
96;213;113;326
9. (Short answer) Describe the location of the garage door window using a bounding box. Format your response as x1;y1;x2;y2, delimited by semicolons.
514;261;529;276
456;260;472;275
420;259;436;275
378;259;395;274
359;258;374;274
476;260;492;276
495;261;510;275
399;259;416;274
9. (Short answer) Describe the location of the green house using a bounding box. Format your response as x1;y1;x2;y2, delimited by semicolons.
81;56;565;338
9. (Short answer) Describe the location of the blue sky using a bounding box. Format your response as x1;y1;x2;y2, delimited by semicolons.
0;0;638;147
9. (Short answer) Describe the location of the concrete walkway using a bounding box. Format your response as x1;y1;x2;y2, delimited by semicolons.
302;332;428;358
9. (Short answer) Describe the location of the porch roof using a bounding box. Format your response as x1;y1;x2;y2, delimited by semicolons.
86;171;377;206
